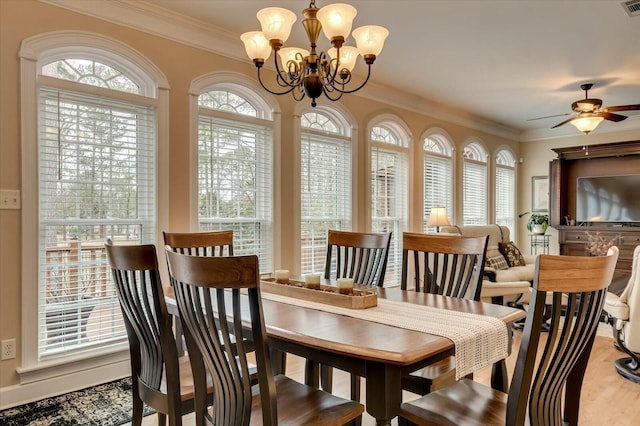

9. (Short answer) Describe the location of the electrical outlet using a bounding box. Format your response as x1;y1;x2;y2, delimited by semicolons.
0;190;21;210
1;339;16;360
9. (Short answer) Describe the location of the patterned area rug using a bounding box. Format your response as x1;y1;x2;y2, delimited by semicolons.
0;377;154;425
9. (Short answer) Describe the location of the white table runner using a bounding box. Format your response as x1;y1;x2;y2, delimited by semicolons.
260;291;509;379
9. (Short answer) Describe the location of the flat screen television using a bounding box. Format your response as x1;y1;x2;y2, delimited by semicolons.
576;175;640;223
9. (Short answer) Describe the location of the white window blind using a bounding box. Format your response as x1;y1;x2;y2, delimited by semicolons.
371;125;408;286
463;143;488;225
38;85;156;359
423;137;453;232
197;112;273;272
495;150;516;232
300;123;351;275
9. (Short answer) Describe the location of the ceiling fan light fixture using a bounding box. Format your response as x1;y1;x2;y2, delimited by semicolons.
570;115;604;134
573;99;602;113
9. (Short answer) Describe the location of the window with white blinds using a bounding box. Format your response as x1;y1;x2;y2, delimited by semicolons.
300;112;351;274
463;142;488;225
371;124;409;286
423;135;453;232
37;62;157;359
495;149;516;233
197;89;273;272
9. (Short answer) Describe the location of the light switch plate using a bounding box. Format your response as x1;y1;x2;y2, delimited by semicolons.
0;189;21;210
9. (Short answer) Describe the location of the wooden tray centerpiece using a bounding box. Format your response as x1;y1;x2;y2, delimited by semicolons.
260;277;377;309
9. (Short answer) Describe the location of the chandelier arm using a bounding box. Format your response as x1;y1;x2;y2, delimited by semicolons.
272;52;305;89
328;64;372;95
256;67;296;96
292;85;306;102
322;84;344;102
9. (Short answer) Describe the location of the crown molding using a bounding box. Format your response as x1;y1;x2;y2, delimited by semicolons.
39;0;533;141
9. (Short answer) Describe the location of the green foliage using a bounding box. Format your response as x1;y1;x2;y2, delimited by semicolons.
527;213;549;231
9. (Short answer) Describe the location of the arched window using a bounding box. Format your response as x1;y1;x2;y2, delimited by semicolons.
423;134;453;231
370;118;409;286
19;32;168;364
463;141;488;225
300;109;352;274
495;149;517;233
196;85;273;272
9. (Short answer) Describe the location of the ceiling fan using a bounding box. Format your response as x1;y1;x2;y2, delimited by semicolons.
528;83;640;134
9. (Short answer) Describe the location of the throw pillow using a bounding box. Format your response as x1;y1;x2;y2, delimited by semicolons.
486;254;509;270
499;241;526;267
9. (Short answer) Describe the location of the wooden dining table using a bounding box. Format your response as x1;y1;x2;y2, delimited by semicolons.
166;282;525;426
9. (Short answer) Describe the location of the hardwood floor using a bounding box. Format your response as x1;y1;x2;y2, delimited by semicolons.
140;323;639;425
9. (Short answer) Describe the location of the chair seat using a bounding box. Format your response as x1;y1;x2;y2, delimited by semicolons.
249;374;364;426
402;358;458;395
400;378;506;426
605;292;629;321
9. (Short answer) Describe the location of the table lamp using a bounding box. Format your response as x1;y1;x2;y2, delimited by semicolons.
427;206;451;232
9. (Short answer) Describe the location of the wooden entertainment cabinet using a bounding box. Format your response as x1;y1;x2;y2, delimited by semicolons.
549;141;640;295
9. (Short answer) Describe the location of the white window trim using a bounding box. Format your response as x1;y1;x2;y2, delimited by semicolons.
293;102;358;275
367;114;411;286
188;71;281;268
421;130;455;229
462;139;489;225
18;31;169;385
494;146;517;237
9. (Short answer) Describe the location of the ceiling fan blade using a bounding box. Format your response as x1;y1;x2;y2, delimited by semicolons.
600;112;628;122
551;116;577;129
527;112;572;121
604;104;640;112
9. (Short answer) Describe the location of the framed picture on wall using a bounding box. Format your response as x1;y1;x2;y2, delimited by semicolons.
532;175;548;212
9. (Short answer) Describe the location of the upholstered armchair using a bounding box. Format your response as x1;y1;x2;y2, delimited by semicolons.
604;245;640;383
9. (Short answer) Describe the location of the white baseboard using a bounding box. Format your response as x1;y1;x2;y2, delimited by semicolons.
0;359;130;410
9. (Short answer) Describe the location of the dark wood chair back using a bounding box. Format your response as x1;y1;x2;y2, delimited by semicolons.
163;230;233;256
324;230;392;287
165;251;364;426
507;247;619;425
401;232;489;301
105;240;197;425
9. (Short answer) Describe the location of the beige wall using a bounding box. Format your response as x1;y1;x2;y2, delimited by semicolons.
1;0;638;398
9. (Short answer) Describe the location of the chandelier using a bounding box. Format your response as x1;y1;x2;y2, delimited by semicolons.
240;1;389;107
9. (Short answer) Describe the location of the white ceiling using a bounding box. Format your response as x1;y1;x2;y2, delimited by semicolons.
54;0;640;139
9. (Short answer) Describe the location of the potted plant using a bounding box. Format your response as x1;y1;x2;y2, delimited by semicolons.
527;213;549;235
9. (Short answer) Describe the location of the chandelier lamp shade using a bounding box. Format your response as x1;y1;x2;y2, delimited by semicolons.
240;1;389;107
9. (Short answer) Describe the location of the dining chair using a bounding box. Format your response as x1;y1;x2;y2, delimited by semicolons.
400;232;489;396
163;230;234;354
398;247;619;426
105;240;211;426
324;229;392;286
164;250;364;426
163;230;234;256
315;230;392;401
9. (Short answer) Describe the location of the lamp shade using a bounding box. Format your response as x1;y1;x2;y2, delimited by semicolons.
352;25;389;57
570;115;604;134
327;46;359;72
257;7;297;42
427;206;451;229
240;31;272;61
278;47;309;69
317;3;357;40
